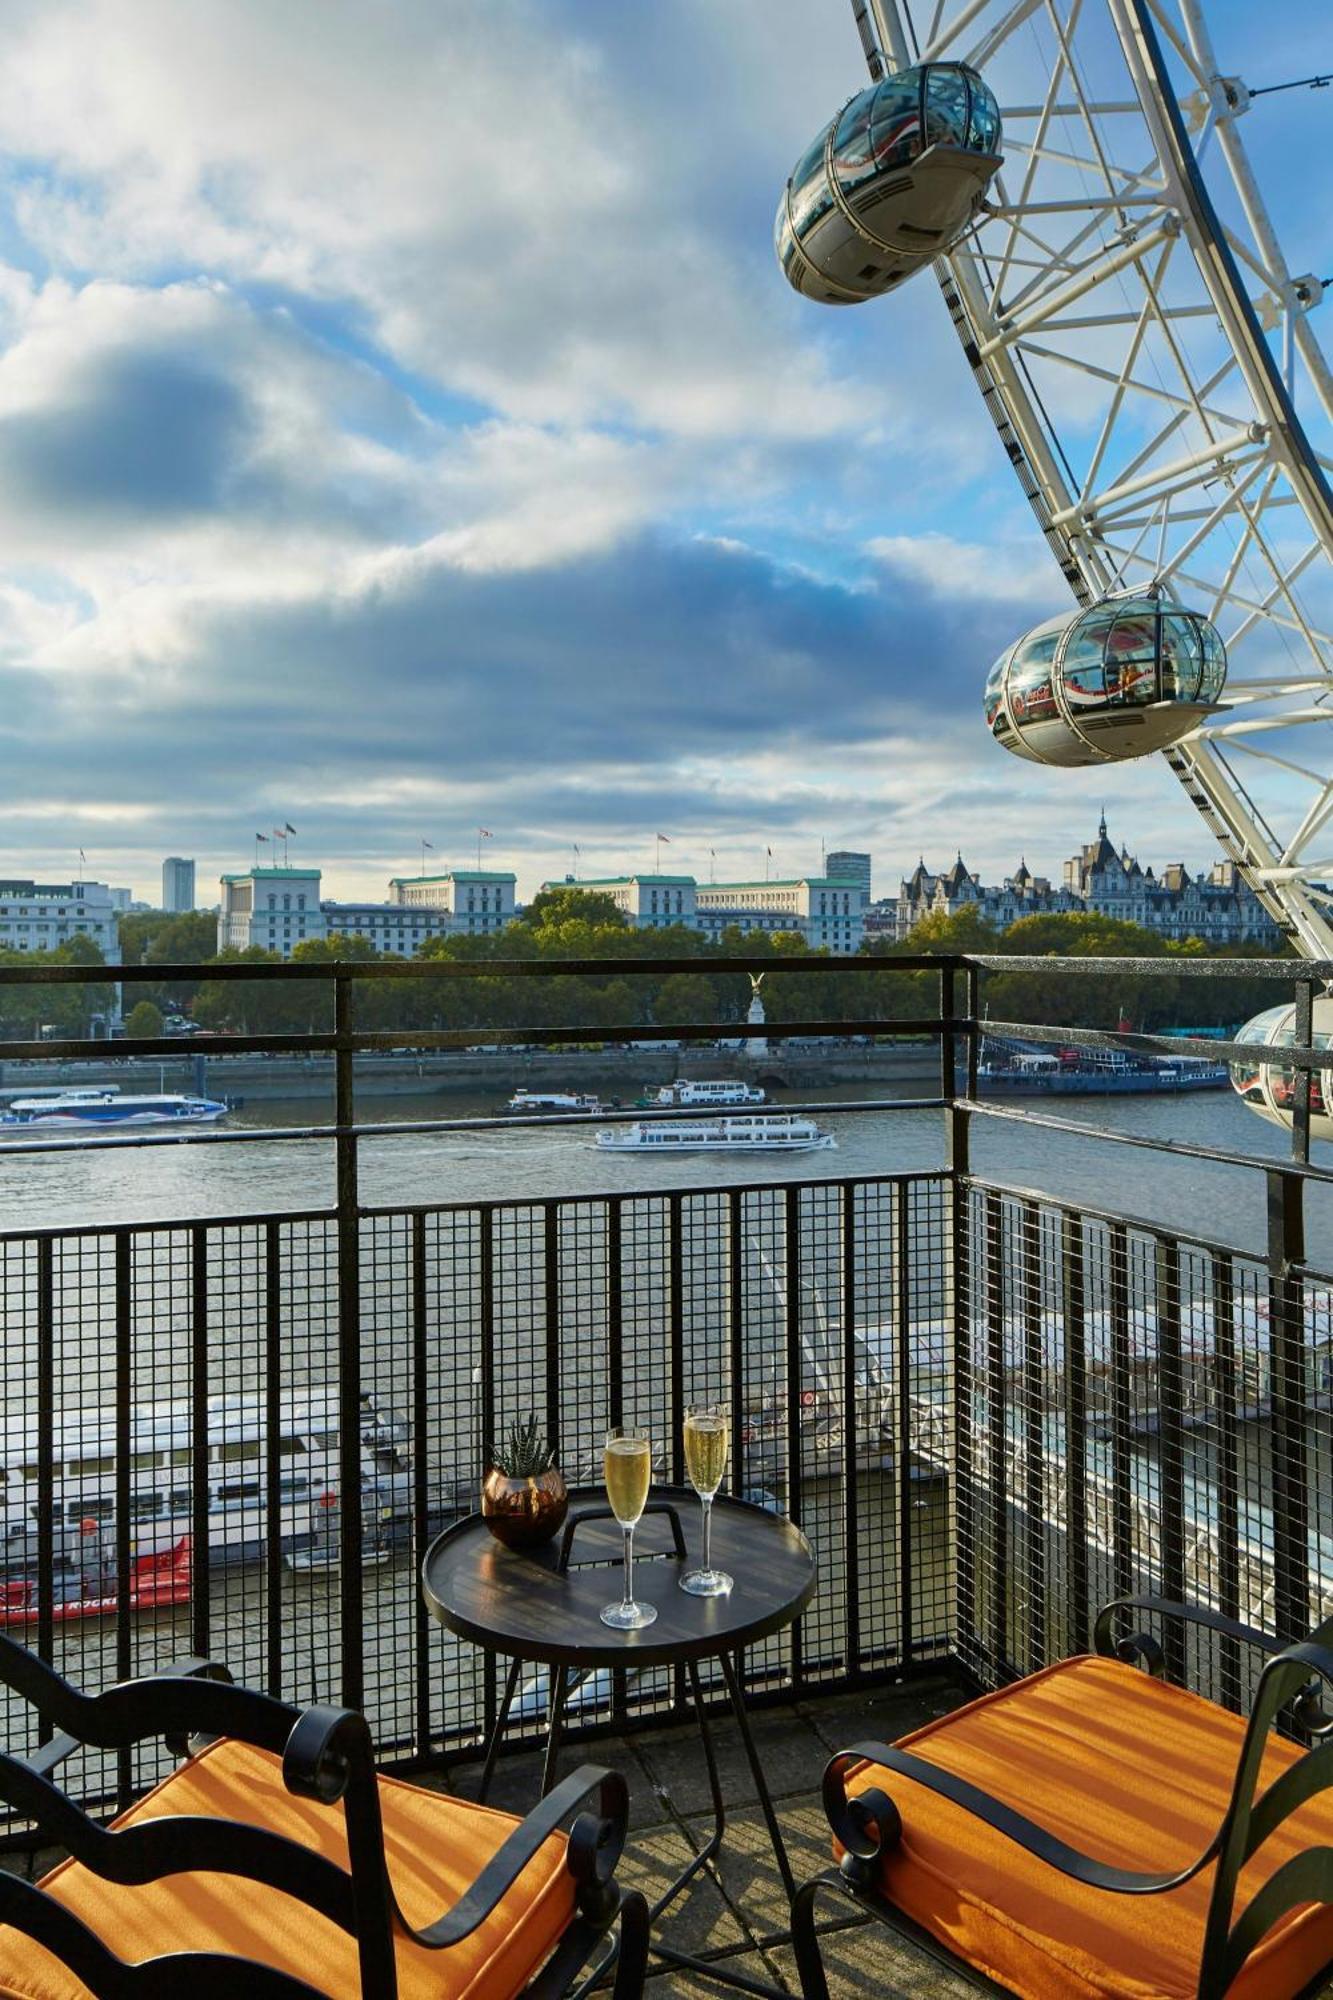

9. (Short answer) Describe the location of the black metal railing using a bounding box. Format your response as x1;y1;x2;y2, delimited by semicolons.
1;949;1331;1817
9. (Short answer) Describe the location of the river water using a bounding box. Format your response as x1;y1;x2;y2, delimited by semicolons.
3;1073;1330;1266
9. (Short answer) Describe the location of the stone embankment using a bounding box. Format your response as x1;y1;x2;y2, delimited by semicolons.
0;1041;939;1102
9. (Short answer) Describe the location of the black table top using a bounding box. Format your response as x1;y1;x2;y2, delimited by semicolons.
421;1487;816;1670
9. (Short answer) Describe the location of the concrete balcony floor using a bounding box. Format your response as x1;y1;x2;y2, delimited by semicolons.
6;1669;1333;1998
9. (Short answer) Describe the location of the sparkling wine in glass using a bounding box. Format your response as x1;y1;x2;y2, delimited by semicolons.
600;1427;657;1630
680;1404;732;1597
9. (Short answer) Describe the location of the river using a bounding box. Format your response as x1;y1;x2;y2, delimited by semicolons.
3;1073;1330;1267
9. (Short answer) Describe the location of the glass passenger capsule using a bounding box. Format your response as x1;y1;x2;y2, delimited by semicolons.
776;63;1002;304
1230;1000;1333;1142
985;596;1228;768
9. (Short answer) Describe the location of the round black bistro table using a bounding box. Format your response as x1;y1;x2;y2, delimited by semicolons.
422;1487;816;1996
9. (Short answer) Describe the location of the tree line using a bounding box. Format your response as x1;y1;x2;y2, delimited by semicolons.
0;886;1291;1043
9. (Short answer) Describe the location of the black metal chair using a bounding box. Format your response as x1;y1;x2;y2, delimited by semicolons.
793;1596;1333;2000
0;1634;648;1998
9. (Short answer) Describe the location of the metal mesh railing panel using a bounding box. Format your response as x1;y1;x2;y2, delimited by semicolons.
957;1179;1333;1710
0;1171;952;1813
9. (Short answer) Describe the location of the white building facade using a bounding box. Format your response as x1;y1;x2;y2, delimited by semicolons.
388;872;516;936
218;868;326;953
543;876;698;929
218;865;517;958
543;873;864;952
0;880;121;961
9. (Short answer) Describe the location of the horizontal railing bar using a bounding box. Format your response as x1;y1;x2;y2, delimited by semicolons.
0;1017;953;1062
358;1164;949;1223
0;1092;951;1160
964;1096;1333;1186
0;952;955;987
968;952;1310;979
0;1204;337;1244
0;1164;951;1242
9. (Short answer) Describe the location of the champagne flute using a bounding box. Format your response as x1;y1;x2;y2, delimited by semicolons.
600;1426;657;1630
680;1403;732;1597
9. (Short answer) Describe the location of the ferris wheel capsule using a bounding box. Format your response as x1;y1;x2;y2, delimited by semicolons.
1231;1001;1333;1142
984;596;1228;769
775;63;1002;304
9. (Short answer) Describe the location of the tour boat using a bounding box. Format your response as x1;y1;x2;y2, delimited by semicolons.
505;1089;603;1114
641;1079;767;1108
596;1114;835;1154
0;1391;412;1583
0;1087;228;1129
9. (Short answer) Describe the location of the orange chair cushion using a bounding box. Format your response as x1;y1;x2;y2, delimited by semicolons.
0;1738;576;2000
844;1655;1333;2000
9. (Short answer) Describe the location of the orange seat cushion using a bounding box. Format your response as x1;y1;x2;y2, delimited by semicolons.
0;1738;576;1999
844;1655;1333;2000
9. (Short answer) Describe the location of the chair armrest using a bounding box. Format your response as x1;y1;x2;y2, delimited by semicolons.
0;1634;301;1763
398;1764;631;1946
1093;1595;1286;1676
823;1743;1223;1896
1095;1598;1333;1729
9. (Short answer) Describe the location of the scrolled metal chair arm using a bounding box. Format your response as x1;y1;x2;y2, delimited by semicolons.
1093;1596;1284;1665
399;1765;630;1948
281;1705;375;1805
822;1740;1224;1896
822;1749;903;1889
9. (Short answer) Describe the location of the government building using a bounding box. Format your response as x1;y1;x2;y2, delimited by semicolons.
540;872;865;953
881;815;1281;947
0;879;121;961
217;866;517;957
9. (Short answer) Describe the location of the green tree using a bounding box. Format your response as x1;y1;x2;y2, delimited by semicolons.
652;972;718;1027
124;999;164;1039
522;887;627;932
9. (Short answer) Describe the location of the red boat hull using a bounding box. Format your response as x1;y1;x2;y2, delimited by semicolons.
0;1537;192;1628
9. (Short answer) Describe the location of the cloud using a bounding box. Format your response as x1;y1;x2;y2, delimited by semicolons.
0;0;1281;909
0;525;1217;897
0;0;878;446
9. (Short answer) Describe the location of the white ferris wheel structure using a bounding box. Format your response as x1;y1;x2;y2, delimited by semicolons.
848;0;1333;959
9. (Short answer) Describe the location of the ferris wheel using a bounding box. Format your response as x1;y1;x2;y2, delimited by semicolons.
778;0;1333;962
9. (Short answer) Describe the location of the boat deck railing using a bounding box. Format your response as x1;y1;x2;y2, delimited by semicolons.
0;948;1330;1817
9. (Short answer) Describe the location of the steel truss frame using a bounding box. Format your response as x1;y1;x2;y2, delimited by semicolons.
859;0;1333;958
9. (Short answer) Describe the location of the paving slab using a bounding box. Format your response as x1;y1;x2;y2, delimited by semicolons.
631;1699;831;1818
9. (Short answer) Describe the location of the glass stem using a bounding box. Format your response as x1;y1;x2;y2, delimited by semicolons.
623;1524;634;1609
702;1495;712;1576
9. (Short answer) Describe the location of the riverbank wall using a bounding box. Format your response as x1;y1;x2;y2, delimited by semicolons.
0;1041;942;1103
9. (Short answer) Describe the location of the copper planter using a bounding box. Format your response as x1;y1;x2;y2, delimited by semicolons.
481;1465;569;1550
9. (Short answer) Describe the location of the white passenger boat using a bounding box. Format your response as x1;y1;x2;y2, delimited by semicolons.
506;1089;603;1114
643;1079;766;1108
0;1087;228;1130
0;1391;412;1579
597;1114;835;1154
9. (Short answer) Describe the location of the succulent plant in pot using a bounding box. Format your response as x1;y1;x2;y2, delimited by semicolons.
482;1415;568;1550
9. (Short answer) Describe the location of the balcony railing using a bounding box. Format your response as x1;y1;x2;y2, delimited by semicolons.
0;950;1329;1820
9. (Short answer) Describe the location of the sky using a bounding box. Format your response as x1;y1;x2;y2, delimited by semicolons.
0;0;1326;907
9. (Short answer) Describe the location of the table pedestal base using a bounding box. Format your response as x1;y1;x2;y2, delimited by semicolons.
477;1650;795;1999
